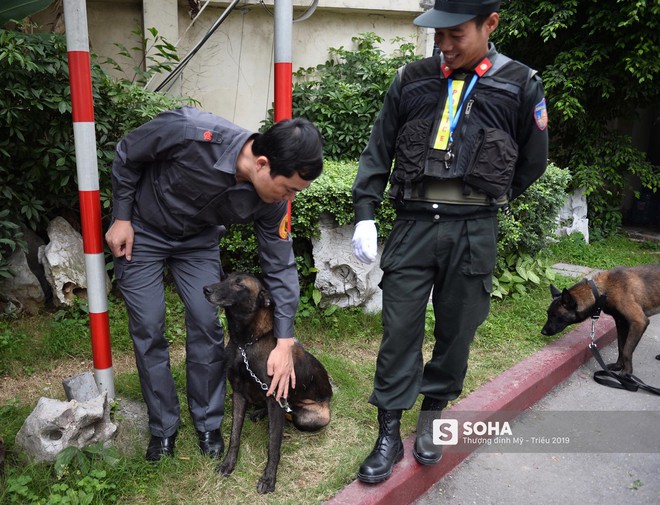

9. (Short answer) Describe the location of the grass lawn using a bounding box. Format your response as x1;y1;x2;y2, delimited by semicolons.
0;234;658;504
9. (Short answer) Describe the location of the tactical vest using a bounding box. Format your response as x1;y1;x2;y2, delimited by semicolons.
390;54;533;204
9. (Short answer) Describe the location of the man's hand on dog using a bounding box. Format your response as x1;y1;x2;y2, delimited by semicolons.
267;338;296;401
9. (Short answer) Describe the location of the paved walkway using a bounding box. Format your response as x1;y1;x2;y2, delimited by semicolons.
413;313;660;505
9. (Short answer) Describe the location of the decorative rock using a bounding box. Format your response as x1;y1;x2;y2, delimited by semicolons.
14;393;117;463
555;188;589;243
39;217;110;307
312;213;383;313
0;248;45;315
62;371;100;402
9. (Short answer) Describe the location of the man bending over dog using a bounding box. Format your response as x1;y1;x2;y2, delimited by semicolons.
105;107;323;462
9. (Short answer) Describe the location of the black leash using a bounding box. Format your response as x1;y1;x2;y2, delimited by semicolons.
586;279;660;396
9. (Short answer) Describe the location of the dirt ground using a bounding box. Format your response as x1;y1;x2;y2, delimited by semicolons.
0;354;130;404
0;347;186;405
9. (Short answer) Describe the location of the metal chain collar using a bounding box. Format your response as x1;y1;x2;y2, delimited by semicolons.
238;345;292;413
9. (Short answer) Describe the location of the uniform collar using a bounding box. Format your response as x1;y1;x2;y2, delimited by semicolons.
440;42;498;78
213;131;256;175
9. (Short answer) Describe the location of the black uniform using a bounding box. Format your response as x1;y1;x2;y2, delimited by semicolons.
111;107;299;437
352;44;548;410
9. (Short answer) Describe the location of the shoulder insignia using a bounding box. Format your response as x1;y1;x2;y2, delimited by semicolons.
534;98;548;131
278;213;290;240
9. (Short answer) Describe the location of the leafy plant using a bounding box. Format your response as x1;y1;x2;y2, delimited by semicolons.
497;163;572;260
0;27;192;278
291;160;396;240
263;32;421;160
4;475;41;504
102;26;180;86
218;225;260;275
495;0;660;237
54;442;121;479
492;253;555;299
3;443;121;505
0;0;53;26
0;209;26;279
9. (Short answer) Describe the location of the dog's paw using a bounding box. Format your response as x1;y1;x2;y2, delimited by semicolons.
217;458;236;476
606;362;623;372
256;474;276;494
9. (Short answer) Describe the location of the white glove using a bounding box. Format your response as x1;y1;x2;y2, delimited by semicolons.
352;220;378;264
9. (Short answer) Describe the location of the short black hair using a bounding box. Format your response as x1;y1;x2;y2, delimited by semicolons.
473;13;490;29
252;118;323;181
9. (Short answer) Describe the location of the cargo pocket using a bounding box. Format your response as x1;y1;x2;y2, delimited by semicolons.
463;128;518;200
393;119;433;183
380;220;415;273
461;218;498;279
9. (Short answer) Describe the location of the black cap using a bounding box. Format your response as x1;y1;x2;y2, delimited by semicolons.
414;0;500;29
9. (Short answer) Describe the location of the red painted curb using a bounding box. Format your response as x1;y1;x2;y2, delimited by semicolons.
326;315;617;505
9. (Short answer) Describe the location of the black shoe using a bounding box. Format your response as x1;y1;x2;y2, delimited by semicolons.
197;429;224;459
357;409;404;484
146;432;177;462
413;397;448;465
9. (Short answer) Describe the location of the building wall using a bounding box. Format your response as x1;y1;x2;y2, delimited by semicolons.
42;0;433;131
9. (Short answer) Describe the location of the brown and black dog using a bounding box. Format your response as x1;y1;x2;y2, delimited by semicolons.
541;263;660;374
203;272;332;494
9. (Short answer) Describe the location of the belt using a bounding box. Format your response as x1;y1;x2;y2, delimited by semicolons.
396;206;499;222
408;179;508;206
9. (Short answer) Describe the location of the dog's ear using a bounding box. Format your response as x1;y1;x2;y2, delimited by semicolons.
550;284;561;299
257;289;273;308
560;288;577;310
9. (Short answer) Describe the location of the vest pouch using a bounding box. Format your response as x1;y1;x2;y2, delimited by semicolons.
393;119;433;183
463;127;518;199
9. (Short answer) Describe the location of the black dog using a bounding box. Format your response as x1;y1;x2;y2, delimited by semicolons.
203;272;332;494
541;263;660;374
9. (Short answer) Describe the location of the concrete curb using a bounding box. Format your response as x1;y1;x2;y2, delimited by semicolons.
326;315;617;505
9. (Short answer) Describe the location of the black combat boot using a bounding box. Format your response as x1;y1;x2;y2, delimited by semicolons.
357;409;404;483
413;397;448;465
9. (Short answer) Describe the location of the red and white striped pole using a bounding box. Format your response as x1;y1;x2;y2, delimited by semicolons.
63;0;115;399
274;0;293;232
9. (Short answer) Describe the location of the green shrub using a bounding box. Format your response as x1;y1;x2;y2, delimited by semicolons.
494;0;660;238
262;32;421;160
0;210;25;279
220;161;571;300
0;28;191;274
498;163;571;258
493;163;571;298
292;160;396;239
566;127;658;239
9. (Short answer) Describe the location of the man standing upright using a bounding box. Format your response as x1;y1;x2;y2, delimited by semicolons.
351;0;548;483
